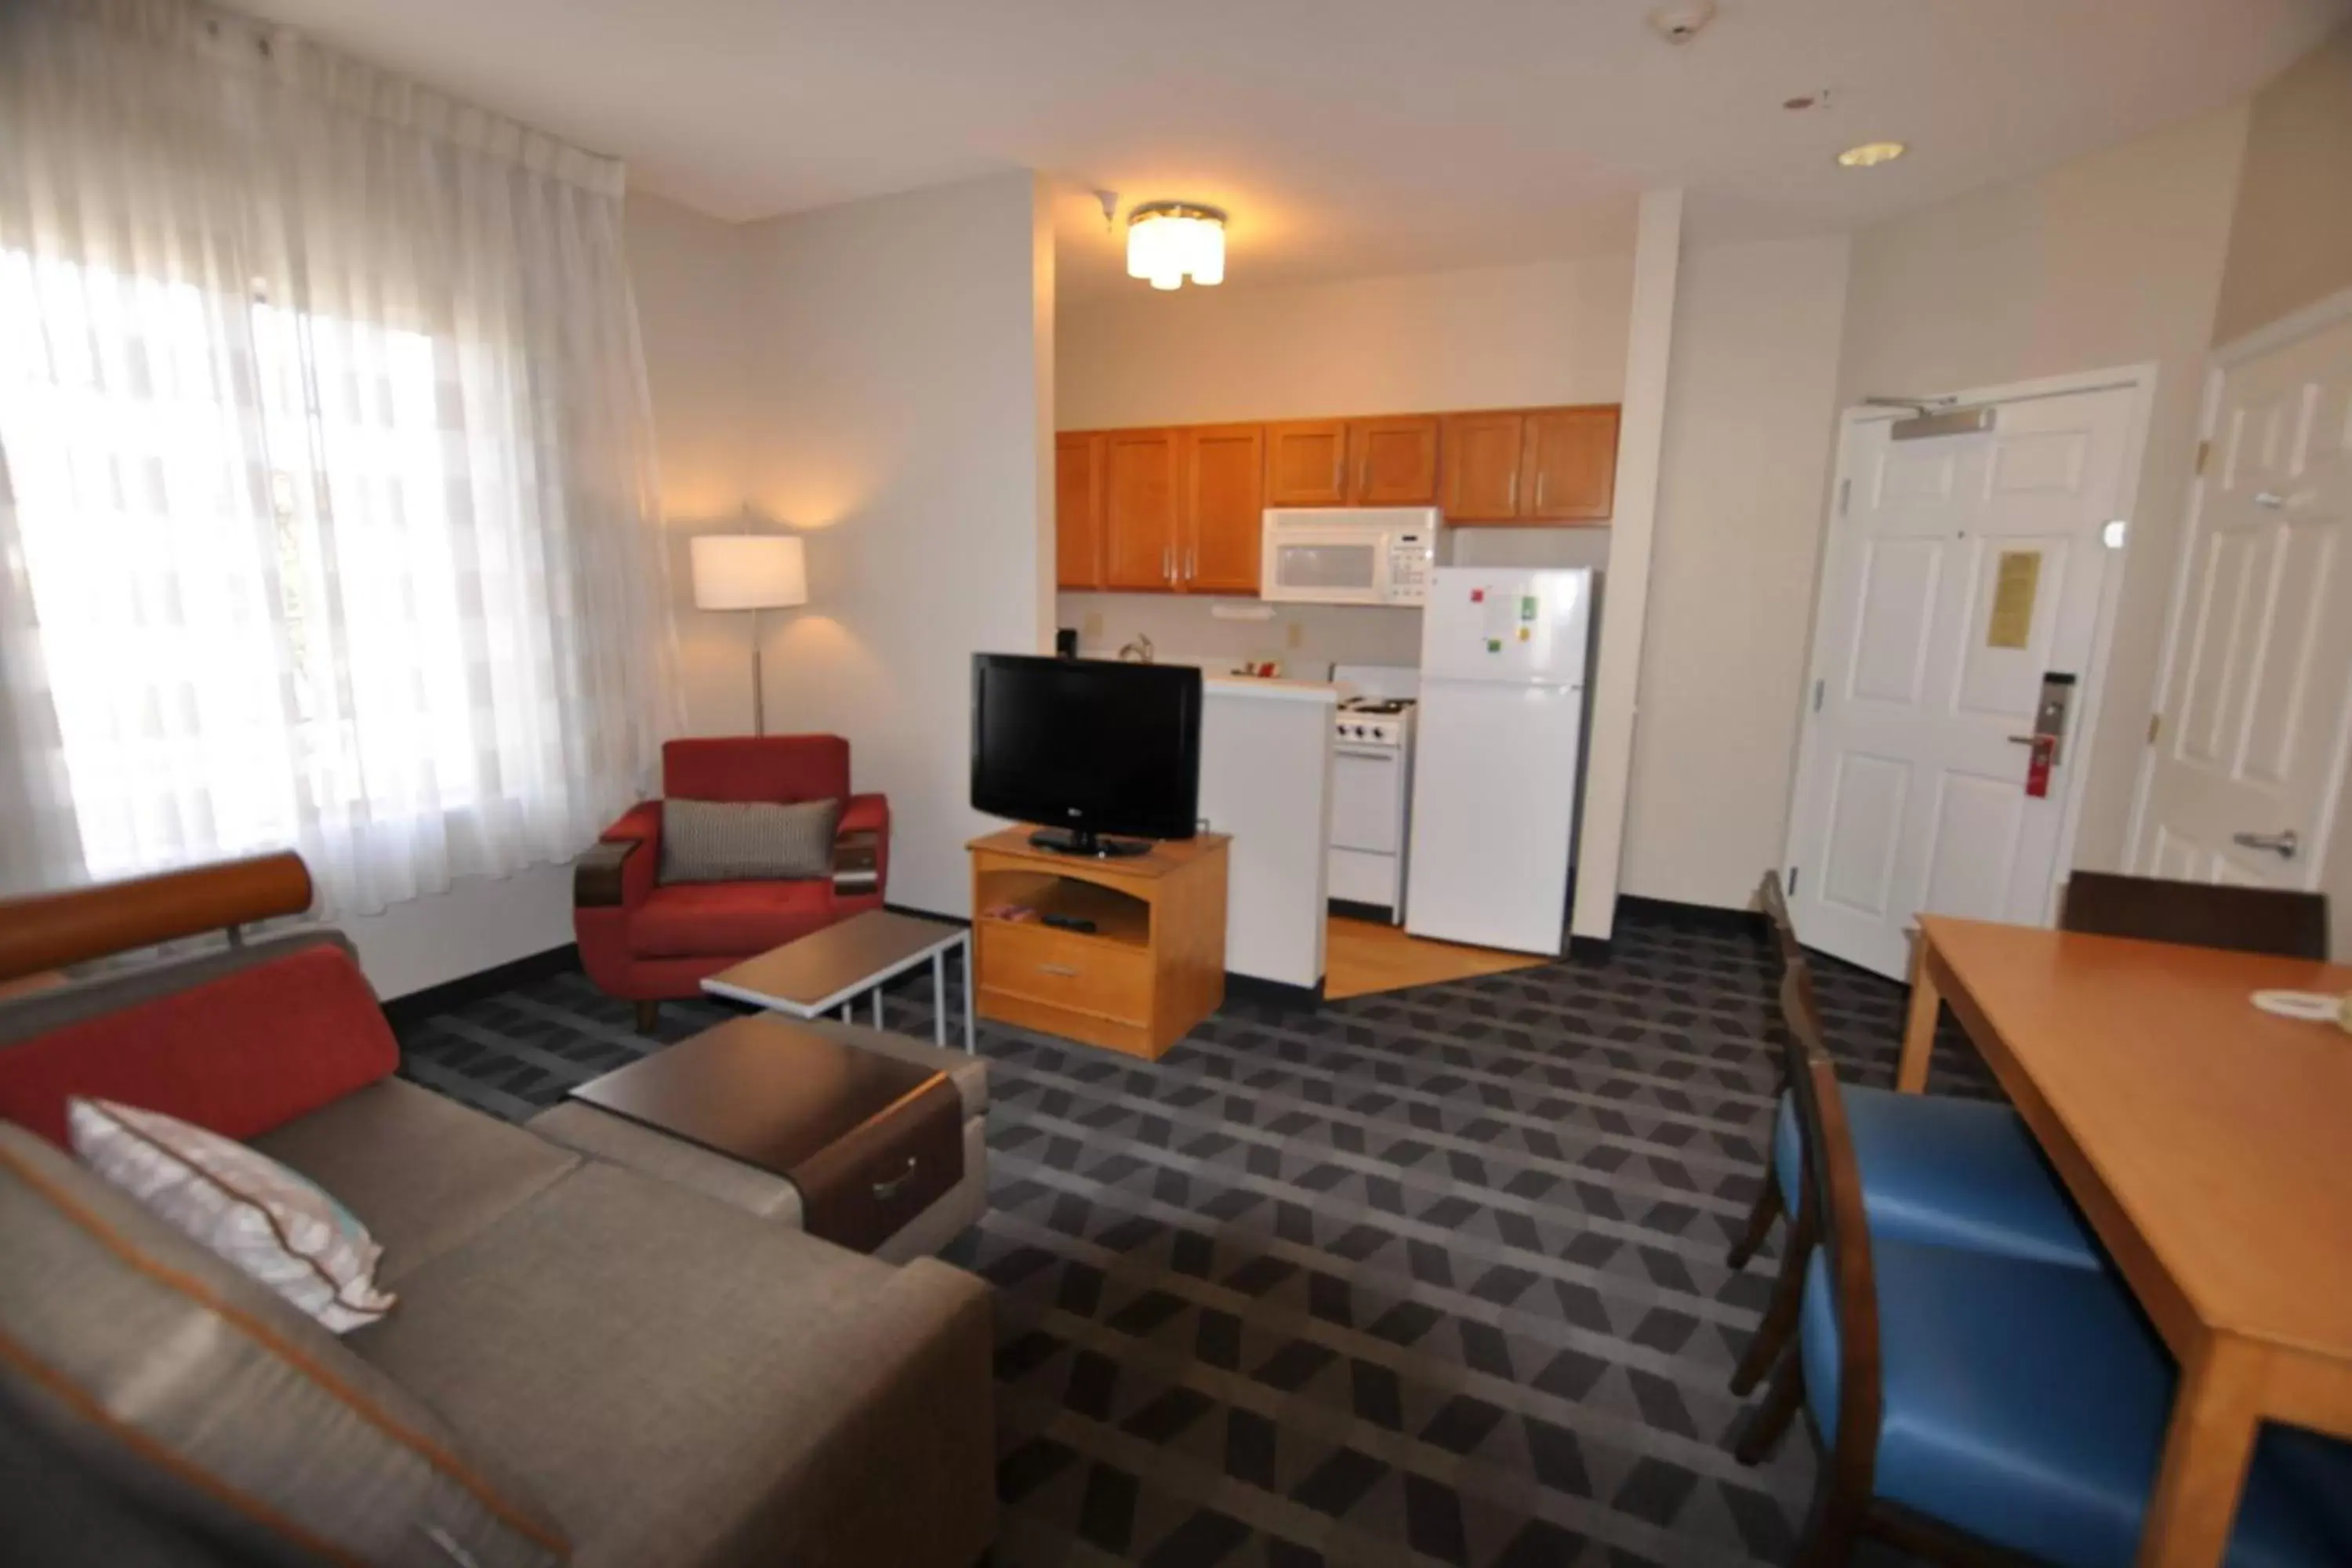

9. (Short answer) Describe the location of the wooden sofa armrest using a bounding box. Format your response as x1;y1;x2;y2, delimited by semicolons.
575;839;641;908
0;852;314;985
832;830;881;898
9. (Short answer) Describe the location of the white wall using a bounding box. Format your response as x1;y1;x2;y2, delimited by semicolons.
345;865;576;1001
1836;105;2249;877
627;190;759;739
1619;235;1853;910
1057;257;1632;429
739;172;1054;916
1570;190;1682;942
2212;22;2352;348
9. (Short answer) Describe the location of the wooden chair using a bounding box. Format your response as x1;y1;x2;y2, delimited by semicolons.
1726;871;2104;1399
1735;1041;2352;1566
2060;871;2328;959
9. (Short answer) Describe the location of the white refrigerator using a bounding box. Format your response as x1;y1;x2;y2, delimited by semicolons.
1405;568;1595;955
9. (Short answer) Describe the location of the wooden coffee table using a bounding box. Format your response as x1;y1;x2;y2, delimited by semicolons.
701;909;975;1054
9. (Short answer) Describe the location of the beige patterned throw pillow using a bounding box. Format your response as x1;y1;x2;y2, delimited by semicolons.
69;1098;396;1333
660;796;842;883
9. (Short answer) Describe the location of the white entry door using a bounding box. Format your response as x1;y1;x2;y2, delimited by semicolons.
1784;383;2138;978
2130;312;2352;900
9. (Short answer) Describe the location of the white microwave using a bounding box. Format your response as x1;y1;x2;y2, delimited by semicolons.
1260;507;1438;606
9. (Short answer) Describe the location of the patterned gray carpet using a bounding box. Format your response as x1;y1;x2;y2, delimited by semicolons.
395;904;1982;1568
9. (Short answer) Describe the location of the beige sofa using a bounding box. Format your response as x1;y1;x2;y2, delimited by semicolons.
0;929;996;1568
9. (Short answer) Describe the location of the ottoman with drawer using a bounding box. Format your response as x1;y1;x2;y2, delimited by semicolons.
529;1013;988;1263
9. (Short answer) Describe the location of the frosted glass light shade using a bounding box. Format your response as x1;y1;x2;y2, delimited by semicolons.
1125;203;1225;291
691;534;806;610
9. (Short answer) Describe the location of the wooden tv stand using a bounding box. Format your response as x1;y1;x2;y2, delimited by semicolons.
967;828;1229;1061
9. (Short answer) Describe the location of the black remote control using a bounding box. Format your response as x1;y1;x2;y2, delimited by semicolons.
1042;913;1098;934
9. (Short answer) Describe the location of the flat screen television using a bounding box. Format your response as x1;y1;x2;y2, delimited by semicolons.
971;654;1202;856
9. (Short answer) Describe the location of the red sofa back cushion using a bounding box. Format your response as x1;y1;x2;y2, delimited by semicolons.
664;735;851;804
0;942;397;1147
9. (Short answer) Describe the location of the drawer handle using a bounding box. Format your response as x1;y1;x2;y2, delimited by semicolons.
872;1158;919;1201
1038;962;1080;977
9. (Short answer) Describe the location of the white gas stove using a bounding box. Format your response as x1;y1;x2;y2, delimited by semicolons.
1327;666;1420;923
1334;697;1415;749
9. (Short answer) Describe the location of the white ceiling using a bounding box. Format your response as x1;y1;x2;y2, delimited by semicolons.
236;0;2345;299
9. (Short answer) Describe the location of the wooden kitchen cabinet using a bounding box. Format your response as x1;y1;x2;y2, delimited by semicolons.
1267;416;1437;507
1054;432;1105;590
1180;424;1265;595
1442;405;1620;524
1519;405;1619;521
1347;416;1440;505
1067;402;1619;590
1264;420;1349;506
1100;428;1180;590
1440;412;1528;521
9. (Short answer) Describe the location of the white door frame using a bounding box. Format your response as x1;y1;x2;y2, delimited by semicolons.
2122;285;2352;873
1784;362;2158;930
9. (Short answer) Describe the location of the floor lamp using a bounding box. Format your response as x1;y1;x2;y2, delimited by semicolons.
690;535;807;736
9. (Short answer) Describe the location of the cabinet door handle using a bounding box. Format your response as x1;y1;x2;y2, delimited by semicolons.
1038;962;1080;977
871;1157;919;1201
1534;470;1548;511
1185;546;1196;581
1162;544;1173;582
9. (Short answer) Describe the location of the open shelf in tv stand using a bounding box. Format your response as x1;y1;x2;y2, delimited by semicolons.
967;827;1229;1062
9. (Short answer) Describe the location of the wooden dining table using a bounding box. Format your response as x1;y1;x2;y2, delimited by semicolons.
1900;915;2352;1568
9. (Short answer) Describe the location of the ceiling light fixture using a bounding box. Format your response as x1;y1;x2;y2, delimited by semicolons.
1126;201;1225;290
1837;140;1907;169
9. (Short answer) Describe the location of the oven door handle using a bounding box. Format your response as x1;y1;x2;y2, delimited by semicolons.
1334;745;1399;760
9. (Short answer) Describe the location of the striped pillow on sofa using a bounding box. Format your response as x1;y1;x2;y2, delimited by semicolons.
659;798;841;884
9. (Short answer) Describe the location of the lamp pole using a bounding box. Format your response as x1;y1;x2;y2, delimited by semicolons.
748;608;765;736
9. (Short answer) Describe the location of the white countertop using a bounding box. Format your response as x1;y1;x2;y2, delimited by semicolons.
1204;675;1339;706
1069;650;1341;704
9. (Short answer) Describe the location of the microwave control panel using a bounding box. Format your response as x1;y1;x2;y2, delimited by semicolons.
1385;533;1434;604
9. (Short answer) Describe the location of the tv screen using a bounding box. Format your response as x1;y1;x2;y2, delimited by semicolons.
971;655;1202;849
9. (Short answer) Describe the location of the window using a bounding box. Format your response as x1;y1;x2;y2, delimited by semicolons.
0;251;483;883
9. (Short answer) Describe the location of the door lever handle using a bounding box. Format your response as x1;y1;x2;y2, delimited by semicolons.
2230;829;2299;859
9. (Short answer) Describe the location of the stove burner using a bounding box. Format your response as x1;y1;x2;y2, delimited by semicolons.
1341;698;1415;714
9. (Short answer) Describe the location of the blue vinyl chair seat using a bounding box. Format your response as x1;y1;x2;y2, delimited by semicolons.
1774;1087;2104;1269
1800;1241;2352;1566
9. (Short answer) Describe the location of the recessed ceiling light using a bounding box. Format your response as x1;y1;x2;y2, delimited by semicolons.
1837;141;1907;169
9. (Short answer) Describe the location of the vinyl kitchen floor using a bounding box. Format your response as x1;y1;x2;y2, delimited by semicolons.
1324;916;1549;1001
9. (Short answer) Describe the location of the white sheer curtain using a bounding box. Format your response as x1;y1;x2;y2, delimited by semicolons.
0;0;681;913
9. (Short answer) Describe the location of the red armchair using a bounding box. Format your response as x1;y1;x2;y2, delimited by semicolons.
574;735;889;1028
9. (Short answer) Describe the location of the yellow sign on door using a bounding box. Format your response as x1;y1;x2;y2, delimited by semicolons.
1987;550;2042;649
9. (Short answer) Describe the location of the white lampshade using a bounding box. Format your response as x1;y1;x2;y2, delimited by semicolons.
1125;203;1225;291
691;534;806;611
